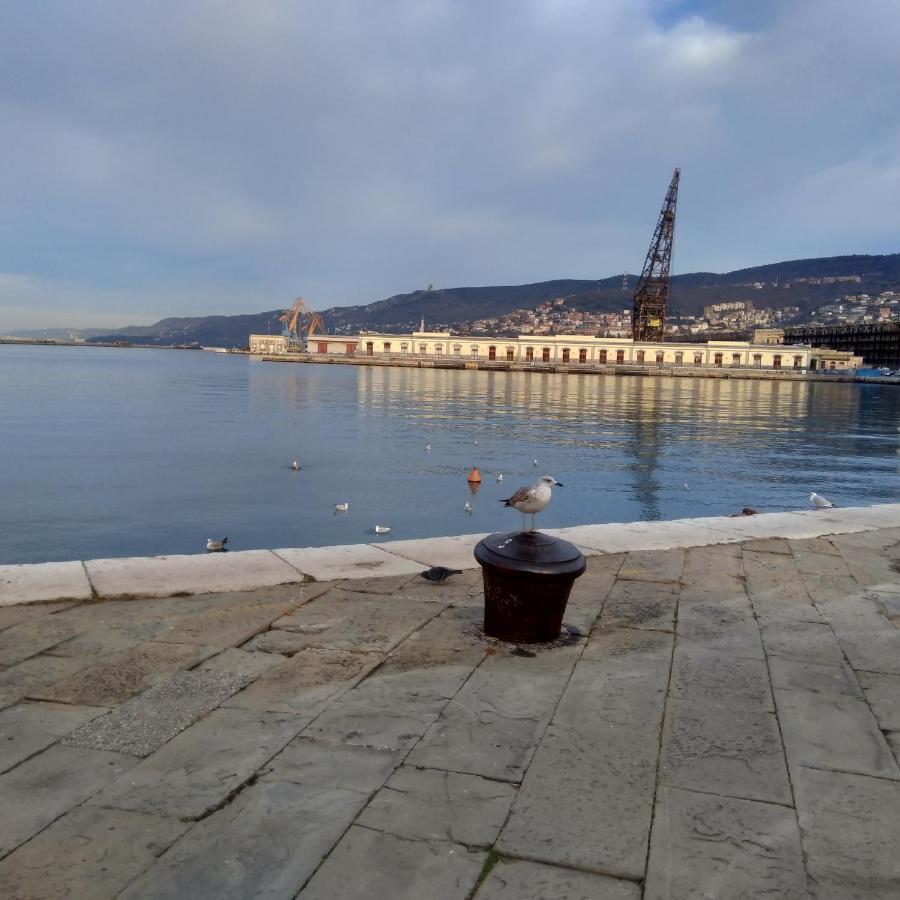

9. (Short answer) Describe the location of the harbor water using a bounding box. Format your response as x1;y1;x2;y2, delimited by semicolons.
1;343;899;565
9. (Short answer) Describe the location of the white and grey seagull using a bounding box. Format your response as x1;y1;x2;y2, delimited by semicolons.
206;537;228;552
810;492;836;509
500;475;562;531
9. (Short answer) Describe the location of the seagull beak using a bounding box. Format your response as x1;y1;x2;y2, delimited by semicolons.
555;481;564;487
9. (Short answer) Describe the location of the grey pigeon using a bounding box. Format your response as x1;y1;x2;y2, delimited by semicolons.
420;566;463;583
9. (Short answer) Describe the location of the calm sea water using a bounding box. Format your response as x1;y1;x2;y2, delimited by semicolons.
2;343;899;564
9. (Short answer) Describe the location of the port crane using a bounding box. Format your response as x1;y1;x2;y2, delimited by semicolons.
279;297;324;350
631;168;680;342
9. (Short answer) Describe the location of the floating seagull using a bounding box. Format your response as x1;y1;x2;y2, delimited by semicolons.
420;566;463;583
424;443;431;452
464;501;474;513
810;492;836;509
501;475;562;531
533;458;539;467
290;460;301;470
474;440;479;446
374;525;391;534
334;502;350;512
683;483;689;490
206;537;228;552
496;473;503;483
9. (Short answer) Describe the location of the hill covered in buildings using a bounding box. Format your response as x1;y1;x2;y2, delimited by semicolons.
81;252;900;346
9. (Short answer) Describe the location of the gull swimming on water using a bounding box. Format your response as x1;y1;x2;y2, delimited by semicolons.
424;443;431;452
501;475;563;531
533;458;539;467
206;537;228;552
290;460;301;470
496;473;503;483
464;500;474;513
810;492;836;509
374;525;391;534
334;502;350;512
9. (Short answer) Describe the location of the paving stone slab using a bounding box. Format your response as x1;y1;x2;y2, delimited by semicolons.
670;645;774;710
792;548;853;580
379;533;489;570
857;671;900;731
407;645;583;782
835;628;900;674
30;640;214;707
43;622;159;659
0;614;82;668
742;537;793;555
196;647;288;677
84;549;302;599
681;543;744;581
769;657;863;698
338;572;424;594
89;708;307;820
0;701;106;774
0;654;93;711
794;765;900;900
0;601;79;633
475;859;640;900
747;584;820;621
743;548;804;591
551;519;736;554
273;544;425;581
618;548;685;583
660;697;792;805
675;598;764;659
0;805;188;900
582;626;672;673
0;561;92;606
774;689;899;778
262;737;401;792
644;786;809;900
497;654;669;879
0;745;138;859
599;580;677;632
298;825;485;900
223;648;380;716
119;780;370;900
62;670;253;757
357;765;516;847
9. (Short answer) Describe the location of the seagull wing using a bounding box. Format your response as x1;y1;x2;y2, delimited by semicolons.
501;486;533;506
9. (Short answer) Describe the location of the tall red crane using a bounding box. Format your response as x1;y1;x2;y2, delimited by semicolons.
631;168;680;342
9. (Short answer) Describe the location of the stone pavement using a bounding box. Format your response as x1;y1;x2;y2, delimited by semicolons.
1;529;900;898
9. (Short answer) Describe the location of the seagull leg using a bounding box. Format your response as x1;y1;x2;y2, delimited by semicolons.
521;512;527;533
531;512;536;531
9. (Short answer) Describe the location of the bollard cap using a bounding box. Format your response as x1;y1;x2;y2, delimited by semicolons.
474;530;585;577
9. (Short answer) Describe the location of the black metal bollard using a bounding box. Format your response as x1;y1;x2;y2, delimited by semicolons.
474;531;586;643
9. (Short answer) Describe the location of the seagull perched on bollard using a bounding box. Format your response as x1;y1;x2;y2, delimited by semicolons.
420;566;463;583
500;475;562;531
206;537;228;552
810;492;836;509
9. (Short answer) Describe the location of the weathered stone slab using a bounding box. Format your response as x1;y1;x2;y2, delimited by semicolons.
551;519;736;554
30;640;213;707
63;670;252;757
835;629;900;675
644;787;808;900
675;598;764;658
0;654;92;711
790;536;840;556
0;701;106;775
262;737;401;792
358;766;516;847
43;623;154;659
681;543;744;581
223;648;380;716
477;859;640;899
88;708;306;820
599;580;677;632
794;765;900;899
0;601;78;633
857;671;900;731
119;780;370;900
267;590;441;653
759;617;845;665
273;544;424;581
793;548;853;580
197;647;288;677
742;537;792;555
298;826;484;900
379;533;489;570
0;615;82;667
408;645;582;782
743;547;804;592
497;653;669;879
670;645;773;710
0;561;92;607
0;805;188;900
660;698;792;804
565;563;618;609
0;745;137;858
583;625;672;672
774;689;899;778
84;549;302;600
338;572;422;594
769;657;862;698
618;548;685;583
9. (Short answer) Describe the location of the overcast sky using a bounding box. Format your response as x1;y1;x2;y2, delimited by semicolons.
1;0;898;330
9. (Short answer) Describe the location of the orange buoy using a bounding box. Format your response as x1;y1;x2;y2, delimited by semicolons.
467;466;482;484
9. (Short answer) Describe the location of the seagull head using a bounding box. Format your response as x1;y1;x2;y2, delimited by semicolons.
540;475;563;486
